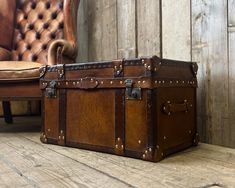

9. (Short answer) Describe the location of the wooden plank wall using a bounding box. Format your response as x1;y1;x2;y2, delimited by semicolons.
75;0;235;148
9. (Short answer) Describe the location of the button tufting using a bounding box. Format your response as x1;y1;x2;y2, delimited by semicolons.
31;3;36;9
32;55;38;61
36;32;41;40
46;2;51;9
38;14;43;20
51;12;57;19
42;44;47;50
43;23;49;29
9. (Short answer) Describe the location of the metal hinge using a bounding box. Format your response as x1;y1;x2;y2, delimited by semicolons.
124;79;141;100
45;81;57;98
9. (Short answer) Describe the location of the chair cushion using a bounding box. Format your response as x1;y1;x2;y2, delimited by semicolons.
0;61;42;81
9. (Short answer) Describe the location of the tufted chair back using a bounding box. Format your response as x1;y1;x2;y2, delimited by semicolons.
11;0;79;65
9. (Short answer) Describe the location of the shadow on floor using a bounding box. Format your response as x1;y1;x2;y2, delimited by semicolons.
0;116;41;133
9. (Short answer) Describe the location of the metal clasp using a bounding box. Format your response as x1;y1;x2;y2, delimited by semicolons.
124;79;141;100
45;81;57;98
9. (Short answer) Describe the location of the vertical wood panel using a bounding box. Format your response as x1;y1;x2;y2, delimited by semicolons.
137;0;161;57
162;0;191;61
228;0;235;147
192;0;229;146
228;0;235;27
228;27;235;147
117;0;136;58
87;0;117;61
77;0;88;63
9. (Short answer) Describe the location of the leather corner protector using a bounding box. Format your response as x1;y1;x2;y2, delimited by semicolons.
39;66;47;78
191;62;198;77
114;137;124;156
142;147;164;162
40;132;48;144
193;132;199;146
58;130;65;146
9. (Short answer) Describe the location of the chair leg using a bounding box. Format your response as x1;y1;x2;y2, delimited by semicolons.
2;101;13;124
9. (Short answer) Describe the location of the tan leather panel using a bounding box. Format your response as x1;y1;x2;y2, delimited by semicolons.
66;90;115;148
0;61;42;80
157;88;195;149
125;92;148;152
44;95;59;140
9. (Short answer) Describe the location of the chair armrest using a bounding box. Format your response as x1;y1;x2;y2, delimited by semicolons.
48;39;77;65
0;47;11;61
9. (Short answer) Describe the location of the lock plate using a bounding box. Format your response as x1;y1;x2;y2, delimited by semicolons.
125;79;142;100
45;81;57;98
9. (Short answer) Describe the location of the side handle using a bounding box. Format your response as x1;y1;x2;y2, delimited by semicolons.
162;100;192;116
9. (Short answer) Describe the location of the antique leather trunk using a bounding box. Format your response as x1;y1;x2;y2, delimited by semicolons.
40;56;199;162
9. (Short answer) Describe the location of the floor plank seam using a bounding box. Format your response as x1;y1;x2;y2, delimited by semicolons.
20;135;137;188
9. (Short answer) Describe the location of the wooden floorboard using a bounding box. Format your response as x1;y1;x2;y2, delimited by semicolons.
0;117;235;188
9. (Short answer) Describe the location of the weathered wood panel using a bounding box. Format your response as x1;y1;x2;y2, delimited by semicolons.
136;0;161;57
162;0;191;61
117;0;136;58
228;0;235;147
228;0;235;27
192;0;229;146
77;0;88;63
87;0;117;61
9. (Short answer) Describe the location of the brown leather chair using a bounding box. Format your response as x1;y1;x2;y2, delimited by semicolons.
0;0;80;123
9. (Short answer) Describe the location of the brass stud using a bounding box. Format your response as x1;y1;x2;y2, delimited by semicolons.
161;153;164;156
120;81;123;84
162;81;165;84
184;99;187;103
149;148;152;152
120;65;123;68
101;81;104;84
96;81;99;85
147;65;151;70
90;78;94;82
138;81;141;84
59;136;61;140
145;150;148;154
159;81;161;84
182;81;185;83
176;81;179;84
156;145;159;149
45;138;47;142
190;104;193;107
167;101;170;104
115;144;118;148
142;80;146;84
170;81;173;84
73;82;76;85
66;82;68;85
143;154;146;159
110;81;113;84
189;130;192;134
154;67;157;71
142;59;145;64
164;136;167;140
159;62;162;65
144;64;147;68
114;65;117;69
43;134;46;138
138;140;141;144
163;106;166;110
155;80;157;84
47;129;50;132
58;82;60;86
121;145;124;149
168;112;171;116
117;137;120;141
62;136;65;140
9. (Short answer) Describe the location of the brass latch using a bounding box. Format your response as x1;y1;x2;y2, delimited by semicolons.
45;81;57;98
124;79;141;100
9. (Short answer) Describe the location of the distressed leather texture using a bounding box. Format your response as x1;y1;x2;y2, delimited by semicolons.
0;0;79;81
